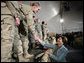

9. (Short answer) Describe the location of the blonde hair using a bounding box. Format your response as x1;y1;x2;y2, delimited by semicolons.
30;2;40;6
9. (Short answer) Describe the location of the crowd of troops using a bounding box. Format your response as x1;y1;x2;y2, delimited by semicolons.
1;1;53;62
1;1;68;62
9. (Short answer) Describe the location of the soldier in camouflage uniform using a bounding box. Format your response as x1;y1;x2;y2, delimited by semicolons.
1;1;40;62
1;1;32;62
28;16;37;49
41;21;47;41
19;2;41;49
6;1;31;62
40;32;56;62
1;1;20;62
17;1;35;59
34;18;42;40
17;1;41;60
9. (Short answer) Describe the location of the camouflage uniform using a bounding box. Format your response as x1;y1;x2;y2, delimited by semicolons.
1;1;17;62
35;21;42;40
20;4;37;49
18;3;34;59
41;34;56;62
10;2;34;62
41;24;47;40
2;1;30;62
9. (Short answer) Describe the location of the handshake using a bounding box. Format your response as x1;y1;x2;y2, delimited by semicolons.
34;35;42;43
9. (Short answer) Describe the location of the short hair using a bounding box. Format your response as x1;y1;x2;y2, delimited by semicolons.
42;21;45;24
30;2;40;6
57;35;68;45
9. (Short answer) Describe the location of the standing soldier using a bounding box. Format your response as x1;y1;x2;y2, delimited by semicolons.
35;18;42;40
2;1;30;62
17;1;34;60
1;1;20;62
19;2;40;50
40;32;56;62
41;21;47;40
28;16;37;49
6;1;30;62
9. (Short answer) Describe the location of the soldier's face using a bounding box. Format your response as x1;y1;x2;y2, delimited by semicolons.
33;6;40;13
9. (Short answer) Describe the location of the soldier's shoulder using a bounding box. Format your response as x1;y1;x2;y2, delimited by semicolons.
22;4;33;13
22;4;31;10
10;1;19;9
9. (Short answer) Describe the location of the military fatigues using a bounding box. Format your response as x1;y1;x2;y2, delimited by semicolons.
40;37;56;62
9;2;33;62
1;1;17;62
1;1;30;62
18;3;34;59
35;21;42;40
41;24;47;40
6;2;24;61
19;4;37;49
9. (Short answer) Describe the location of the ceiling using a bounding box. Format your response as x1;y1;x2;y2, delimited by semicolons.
22;1;83;34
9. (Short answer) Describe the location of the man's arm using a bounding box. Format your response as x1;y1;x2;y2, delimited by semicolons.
20;4;36;36
6;1;20;26
34;35;56;49
6;1;18;18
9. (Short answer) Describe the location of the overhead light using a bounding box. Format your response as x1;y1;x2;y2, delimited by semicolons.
60;18;64;23
52;8;58;16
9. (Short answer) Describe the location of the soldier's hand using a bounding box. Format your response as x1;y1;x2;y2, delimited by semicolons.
34;35;42;43
34;35;39;40
15;17;20;26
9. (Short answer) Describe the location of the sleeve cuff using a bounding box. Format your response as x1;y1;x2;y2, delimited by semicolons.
41;42;46;46
50;53;53;57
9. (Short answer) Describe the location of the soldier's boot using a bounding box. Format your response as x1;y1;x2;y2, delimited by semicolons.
24;50;34;59
18;54;30;62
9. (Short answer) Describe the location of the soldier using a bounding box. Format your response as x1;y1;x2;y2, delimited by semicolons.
41;21;47;40
40;32;56;62
18;2;40;50
28;16;37;49
17;1;34;59
34;18;42;40
1;1;20;62
3;1;31;62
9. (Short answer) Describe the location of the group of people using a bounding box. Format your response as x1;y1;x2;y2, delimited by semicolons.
56;31;83;47
1;1;68;62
